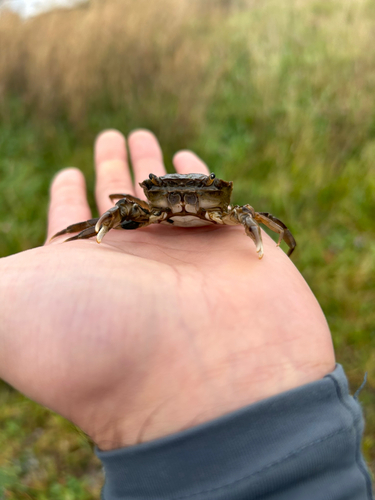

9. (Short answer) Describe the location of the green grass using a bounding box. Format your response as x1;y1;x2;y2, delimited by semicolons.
0;381;103;498
0;0;375;496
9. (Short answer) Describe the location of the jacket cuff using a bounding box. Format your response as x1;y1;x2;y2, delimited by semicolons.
96;364;372;500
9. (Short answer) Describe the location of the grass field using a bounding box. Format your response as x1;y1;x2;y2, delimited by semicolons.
0;0;374;497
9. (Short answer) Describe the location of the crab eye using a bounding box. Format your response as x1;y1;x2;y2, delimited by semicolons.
149;173;160;186
206;173;216;186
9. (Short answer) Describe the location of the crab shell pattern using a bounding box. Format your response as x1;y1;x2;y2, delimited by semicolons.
52;173;296;259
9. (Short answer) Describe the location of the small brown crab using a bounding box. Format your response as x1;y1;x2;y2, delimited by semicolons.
52;173;296;259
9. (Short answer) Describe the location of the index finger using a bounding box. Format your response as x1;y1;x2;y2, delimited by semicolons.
46;168;92;242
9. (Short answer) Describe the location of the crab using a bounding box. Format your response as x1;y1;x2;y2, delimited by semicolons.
52;172;296;259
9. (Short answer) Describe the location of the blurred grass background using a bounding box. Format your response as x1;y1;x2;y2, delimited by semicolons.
0;0;375;497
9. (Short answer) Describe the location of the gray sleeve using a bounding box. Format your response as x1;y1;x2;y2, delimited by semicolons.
96;364;373;500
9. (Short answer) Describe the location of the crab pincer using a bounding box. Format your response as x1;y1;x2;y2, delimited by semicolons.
95;206;123;243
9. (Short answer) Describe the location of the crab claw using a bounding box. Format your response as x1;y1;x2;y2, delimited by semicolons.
247;227;264;259
95;206;122;243
241;214;264;259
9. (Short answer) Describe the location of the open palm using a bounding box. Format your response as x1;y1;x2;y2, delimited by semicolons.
0;130;335;450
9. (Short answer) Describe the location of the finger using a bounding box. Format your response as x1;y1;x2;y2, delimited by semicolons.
128;130;167;199
95;129;134;213
47;168;92;243
173;150;210;175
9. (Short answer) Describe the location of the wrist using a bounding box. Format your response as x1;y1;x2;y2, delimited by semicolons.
93;356;335;451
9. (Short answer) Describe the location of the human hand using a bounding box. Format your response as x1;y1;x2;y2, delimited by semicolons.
0;130;335;450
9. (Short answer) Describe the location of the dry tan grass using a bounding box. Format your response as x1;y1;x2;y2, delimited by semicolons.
0;0;223;126
1;0;374;138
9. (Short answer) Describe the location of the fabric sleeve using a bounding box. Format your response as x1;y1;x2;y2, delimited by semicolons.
96;364;373;500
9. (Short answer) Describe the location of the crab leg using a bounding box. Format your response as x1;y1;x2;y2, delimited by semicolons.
255;212;296;257
64;226;98;242
51;218;99;240
109;194;150;211
51;194;153;244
